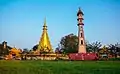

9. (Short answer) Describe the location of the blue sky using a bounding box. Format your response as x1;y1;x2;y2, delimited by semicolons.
0;0;120;49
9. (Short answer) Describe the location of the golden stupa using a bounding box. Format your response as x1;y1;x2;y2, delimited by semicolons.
38;18;53;53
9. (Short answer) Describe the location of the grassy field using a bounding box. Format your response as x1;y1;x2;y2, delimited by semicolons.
0;60;120;74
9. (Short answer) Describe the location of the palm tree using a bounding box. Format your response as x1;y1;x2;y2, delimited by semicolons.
86;41;102;53
108;43;120;58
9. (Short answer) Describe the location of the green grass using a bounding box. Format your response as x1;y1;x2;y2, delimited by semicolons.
0;60;120;74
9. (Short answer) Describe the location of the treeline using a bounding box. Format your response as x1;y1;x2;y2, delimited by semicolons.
55;33;120;59
0;33;120;59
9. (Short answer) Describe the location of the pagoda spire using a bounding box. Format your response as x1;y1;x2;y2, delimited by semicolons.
43;18;47;30
38;18;53;53
44;18;47;26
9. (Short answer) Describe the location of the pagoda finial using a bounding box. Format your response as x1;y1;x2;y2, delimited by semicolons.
43;18;47;30
44;17;47;27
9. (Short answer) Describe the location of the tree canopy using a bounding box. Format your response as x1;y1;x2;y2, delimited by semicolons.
57;33;78;54
108;43;120;58
0;41;12;56
86;41;102;53
32;44;38;51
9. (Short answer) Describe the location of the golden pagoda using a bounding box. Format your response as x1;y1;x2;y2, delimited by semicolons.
38;18;53;53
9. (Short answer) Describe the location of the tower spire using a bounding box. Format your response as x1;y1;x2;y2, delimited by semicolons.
77;7;84;16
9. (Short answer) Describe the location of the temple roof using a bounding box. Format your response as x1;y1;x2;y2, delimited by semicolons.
10;47;21;53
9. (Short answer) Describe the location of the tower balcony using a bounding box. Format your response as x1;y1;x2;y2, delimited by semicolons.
77;23;84;26
77;18;84;21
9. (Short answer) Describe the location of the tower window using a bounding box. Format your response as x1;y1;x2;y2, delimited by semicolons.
81;40;83;45
80;26;83;30
81;33;83;37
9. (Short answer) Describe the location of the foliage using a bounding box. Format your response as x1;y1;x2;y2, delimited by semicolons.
22;48;29;54
108;43;120;58
58;33;78;54
55;47;60;54
86;41;102;53
32;44;38;51
0;43;11;56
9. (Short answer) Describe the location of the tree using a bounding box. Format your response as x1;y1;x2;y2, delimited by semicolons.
58;33;78;54
108;43;120;58
0;42;11;56
86;41;102;53
22;48;29;54
55;47;61;54
32;44;38;51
